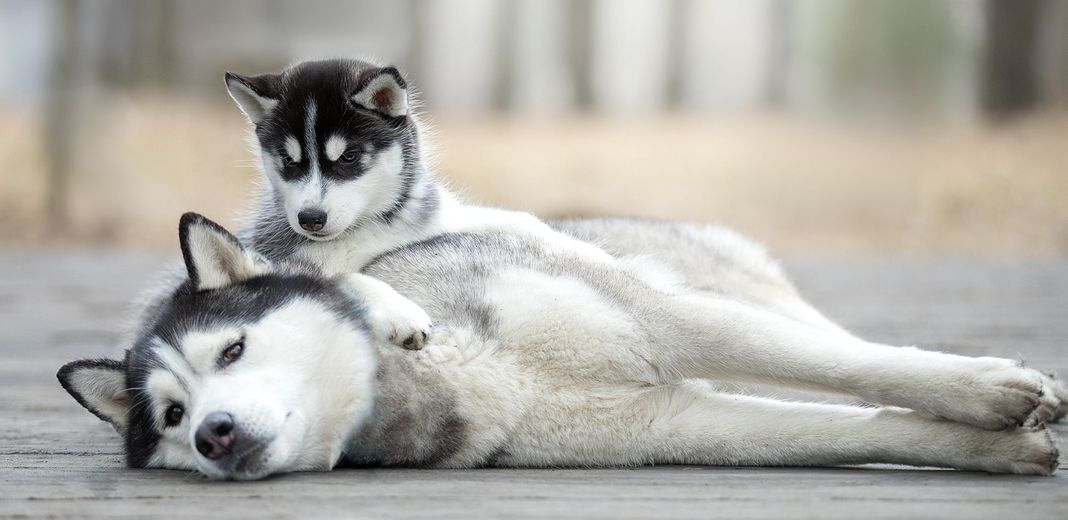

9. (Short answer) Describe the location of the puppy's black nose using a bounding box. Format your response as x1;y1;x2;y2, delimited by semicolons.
195;411;235;460
297;209;327;232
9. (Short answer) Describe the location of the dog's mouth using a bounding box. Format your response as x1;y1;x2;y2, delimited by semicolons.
306;231;341;241
230;442;270;476
293;226;343;242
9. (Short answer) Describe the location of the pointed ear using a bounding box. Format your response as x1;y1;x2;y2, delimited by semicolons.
179;212;270;291
57;359;129;433
224;71;280;124
351;67;409;118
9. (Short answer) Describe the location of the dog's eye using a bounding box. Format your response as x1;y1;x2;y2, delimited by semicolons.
220;341;244;366
280;154;297;167
164;404;184;427
339;150;359;164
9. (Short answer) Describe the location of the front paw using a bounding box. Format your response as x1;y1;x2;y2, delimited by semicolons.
370;300;432;351
936;358;1044;430
390;323;430;350
1027;372;1068;426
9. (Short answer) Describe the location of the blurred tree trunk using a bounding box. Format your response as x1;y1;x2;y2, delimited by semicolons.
663;0;688;110
46;0;79;230
764;0;793;108
132;0;175;88
405;0;427;82
981;0;1044;118
1040;0;1068;106
568;0;594;110
492;0;518;111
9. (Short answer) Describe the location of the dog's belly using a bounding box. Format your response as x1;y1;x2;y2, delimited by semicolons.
402;266;660;468
483;267;655;383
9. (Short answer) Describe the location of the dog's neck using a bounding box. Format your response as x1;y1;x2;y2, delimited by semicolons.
338;347;469;468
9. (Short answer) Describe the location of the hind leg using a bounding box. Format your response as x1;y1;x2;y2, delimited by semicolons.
552;218;1066;422
552;218;856;336
633;383;1059;474
642;294;1050;430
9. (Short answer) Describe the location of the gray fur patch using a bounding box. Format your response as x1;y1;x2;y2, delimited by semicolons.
340;351;468;467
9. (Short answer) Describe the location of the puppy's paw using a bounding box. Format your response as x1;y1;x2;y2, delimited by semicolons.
339;273;433;351
390;323;430;350
370;299;432;351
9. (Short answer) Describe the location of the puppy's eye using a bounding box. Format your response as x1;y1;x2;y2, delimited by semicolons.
339;150;359;164
280;154;297;167
220;341;244;366
164;404;184;427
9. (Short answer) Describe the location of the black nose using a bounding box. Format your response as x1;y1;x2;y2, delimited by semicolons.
297;209;327;232
195;411;235;460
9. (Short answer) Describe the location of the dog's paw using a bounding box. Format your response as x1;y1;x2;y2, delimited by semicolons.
368;296;432;351
339;273;433;351
390;323;430;350
1032;372;1068;424
930;358;1044;430
979;427;1060;476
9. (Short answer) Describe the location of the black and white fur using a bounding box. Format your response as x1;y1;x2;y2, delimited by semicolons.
225;58;569;272
58;59;1066;479
59;213;1064;479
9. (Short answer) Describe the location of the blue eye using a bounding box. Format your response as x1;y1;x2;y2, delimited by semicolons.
339;150;359;164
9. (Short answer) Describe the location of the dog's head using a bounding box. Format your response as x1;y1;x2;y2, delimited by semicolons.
58;213;378;479
225;59;420;241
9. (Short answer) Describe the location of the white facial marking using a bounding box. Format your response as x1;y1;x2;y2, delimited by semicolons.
282;141;406;241
304;98;319;176
284;136;301;163
139;298;379;479
153;338;200;385
325;134;347;162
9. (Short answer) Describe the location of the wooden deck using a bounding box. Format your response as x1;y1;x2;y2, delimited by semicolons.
1;252;1065;518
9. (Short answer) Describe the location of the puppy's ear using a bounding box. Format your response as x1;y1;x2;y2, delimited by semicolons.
351;67;409;118
57;359;129;433
179;212;270;291
224;72;281;123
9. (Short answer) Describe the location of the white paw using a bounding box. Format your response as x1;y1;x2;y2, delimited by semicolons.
977;427;1060;476
926;357;1044;430
1030;372;1068;425
368;297;432;351
339;273;433;351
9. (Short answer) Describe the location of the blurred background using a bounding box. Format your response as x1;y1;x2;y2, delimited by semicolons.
2;0;1068;255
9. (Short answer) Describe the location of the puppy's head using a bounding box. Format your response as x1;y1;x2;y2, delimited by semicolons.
226;59;420;241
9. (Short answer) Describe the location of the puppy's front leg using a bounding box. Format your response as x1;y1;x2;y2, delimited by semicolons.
338;273;432;350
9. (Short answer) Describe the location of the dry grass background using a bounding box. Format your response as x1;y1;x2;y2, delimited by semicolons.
2;95;1067;256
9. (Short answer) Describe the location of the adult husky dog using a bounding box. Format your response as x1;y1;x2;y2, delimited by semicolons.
59;214;1063;479
58;59;1065;479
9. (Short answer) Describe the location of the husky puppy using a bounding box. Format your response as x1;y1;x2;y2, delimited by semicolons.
59;214;1063;479
223;58;588;273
